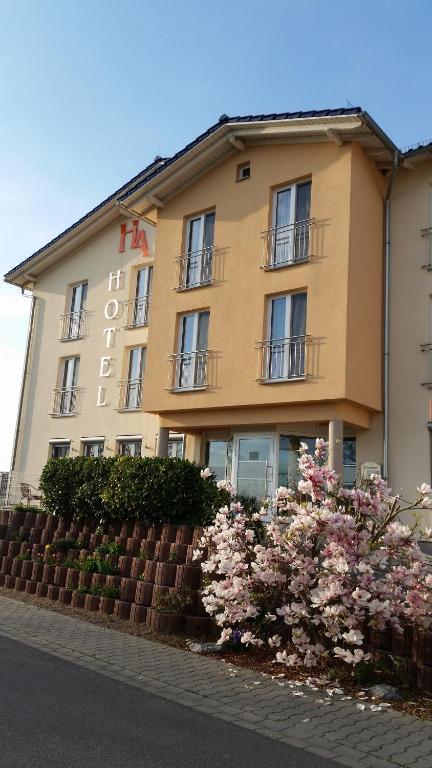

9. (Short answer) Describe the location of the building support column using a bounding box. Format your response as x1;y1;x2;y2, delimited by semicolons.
328;419;343;476
156;426;169;457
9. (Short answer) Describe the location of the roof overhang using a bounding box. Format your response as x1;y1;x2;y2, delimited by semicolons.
401;142;432;169
4;109;397;288
119;112;396;215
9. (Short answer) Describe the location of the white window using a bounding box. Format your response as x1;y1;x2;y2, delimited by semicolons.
168;435;184;458
176;311;209;389
118;439;142;457
59;357;80;414
271;181;311;267
82;441;104;457
125;347;146;409
266;293;307;380
132;267;152;326
51;442;70;458
67;282;88;339
237;162;250;181
181;212;215;289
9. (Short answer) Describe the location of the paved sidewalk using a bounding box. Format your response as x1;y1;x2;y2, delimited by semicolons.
0;597;431;768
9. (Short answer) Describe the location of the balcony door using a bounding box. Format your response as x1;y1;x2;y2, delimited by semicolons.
268;293;306;379
185;212;215;288
272;181;311;266
134;267;152;326
177;311;209;388
68;282;87;338
126;347;145;409
60;357;79;414
232;435;274;500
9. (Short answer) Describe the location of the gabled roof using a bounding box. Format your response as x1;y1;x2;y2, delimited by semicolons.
5;107;397;286
119;107;365;200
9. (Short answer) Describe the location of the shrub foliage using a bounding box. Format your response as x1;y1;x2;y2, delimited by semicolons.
39;455;225;525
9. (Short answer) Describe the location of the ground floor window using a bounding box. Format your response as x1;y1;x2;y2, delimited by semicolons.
205;439;232;482
50;442;70;458
117;439;142;457
82;441;104;457
278;434;356;488
168;436;184;459
205;433;357;499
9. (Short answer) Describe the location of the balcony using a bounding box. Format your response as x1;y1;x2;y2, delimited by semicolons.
116;378;143;411
176;246;214;290
124;296;150;328
50;387;82;416
256;336;307;382
169;351;210;391
261;219;313;270
58;311;88;341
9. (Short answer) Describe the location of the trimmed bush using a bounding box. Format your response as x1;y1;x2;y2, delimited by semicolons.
101;456;224;525
39;457;116;519
38;455;226;526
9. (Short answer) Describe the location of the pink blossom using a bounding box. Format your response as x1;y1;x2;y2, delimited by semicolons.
197;438;432;669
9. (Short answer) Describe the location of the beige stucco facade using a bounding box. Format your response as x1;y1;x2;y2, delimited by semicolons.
10;214;165;490
388;152;432;500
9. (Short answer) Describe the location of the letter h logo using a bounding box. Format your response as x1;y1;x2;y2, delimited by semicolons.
118;220;149;257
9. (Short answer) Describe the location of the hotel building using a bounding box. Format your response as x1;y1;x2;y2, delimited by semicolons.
4;108;431;514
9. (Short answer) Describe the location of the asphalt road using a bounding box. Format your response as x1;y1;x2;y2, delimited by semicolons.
0;635;336;768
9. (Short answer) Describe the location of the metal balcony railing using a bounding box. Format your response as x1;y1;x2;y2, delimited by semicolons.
124;296;151;328
58;311;88;341
116;378;143;410
49;387;82;416
169;351;209;390
257;336;307;381
176;246;214;290
261;219;313;269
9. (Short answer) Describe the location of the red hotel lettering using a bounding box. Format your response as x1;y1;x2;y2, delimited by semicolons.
118;220;149;256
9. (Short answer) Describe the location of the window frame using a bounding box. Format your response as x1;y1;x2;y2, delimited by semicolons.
269;180;312;268
265;292;307;381
181;210;215;289
50;442;70;459
175;310;210;390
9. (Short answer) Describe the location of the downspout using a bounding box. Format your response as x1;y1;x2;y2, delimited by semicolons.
383;150;399;479
9;292;36;473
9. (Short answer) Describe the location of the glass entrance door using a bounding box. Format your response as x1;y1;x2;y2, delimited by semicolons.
233;435;273;500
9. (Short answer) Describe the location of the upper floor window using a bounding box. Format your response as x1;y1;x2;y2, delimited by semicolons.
237;162;251;181
117;347;146;410
59;282;88;340
259;293;307;381
263;181;312;269
172;310;210;390
125;267;153;328
50;356;81;416
178;212;215;290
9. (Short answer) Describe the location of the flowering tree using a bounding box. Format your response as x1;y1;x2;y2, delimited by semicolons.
196;441;432;668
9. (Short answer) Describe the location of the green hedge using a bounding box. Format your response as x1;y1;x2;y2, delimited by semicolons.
39;457;115;519
39;456;228;525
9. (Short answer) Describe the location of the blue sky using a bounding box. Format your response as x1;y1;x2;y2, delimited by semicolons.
0;0;431;468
